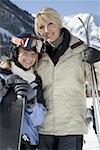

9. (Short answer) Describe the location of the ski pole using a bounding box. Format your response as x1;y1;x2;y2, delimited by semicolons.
90;65;100;146
17;95;26;150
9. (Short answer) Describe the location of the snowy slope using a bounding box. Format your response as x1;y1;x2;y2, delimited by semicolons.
62;13;100;51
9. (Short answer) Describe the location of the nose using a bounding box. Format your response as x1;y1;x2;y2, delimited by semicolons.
27;53;35;59
44;26;48;33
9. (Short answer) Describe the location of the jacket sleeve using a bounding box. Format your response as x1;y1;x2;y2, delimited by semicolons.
0;77;8;97
37;79;45;106
94;61;100;92
34;72;46;107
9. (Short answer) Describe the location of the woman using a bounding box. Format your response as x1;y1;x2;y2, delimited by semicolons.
34;8;100;150
0;33;46;150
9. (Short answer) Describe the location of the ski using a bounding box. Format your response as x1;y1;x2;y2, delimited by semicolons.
90;65;100;145
78;14;100;146
0;94;25;150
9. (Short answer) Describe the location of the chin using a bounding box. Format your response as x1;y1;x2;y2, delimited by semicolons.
48;39;54;43
23;65;29;69
26;66;31;69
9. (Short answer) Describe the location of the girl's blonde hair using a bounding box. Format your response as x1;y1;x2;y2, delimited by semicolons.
0;60;11;70
34;7;62;36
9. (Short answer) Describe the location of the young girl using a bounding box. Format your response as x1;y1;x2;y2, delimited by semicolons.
0;33;46;150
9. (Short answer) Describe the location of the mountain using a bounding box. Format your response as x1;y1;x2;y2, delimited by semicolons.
0;0;34;48
62;13;100;50
0;0;99;53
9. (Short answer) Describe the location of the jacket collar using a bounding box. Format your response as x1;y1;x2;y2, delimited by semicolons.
43;27;71;65
40;28;85;63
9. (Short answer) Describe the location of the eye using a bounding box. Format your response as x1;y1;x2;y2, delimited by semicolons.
20;51;28;56
23;51;28;55
48;23;53;25
32;53;36;56
39;26;44;29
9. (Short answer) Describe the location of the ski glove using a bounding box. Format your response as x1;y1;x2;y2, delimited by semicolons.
5;74;30;98
15;81;37;104
5;74;36;103
84;47;100;64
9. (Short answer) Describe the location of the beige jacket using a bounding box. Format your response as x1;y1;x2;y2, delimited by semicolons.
37;35;91;135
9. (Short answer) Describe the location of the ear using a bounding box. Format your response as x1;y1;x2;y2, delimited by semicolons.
11;47;19;61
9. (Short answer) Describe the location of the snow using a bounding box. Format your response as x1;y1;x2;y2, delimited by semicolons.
83;98;100;150
62;13;100;51
32;13;36;17
83;124;100;150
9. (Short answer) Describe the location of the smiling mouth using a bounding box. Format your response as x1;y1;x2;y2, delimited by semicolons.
47;35;53;39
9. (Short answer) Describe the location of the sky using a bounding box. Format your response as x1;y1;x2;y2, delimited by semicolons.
10;0;100;17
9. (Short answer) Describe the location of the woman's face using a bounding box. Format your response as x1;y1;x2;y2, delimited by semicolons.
18;48;37;69
37;20;60;43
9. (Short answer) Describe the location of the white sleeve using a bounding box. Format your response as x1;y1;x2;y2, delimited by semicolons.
94;61;100;91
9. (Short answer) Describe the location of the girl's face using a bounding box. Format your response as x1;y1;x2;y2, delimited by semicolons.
18;48;37;69
37;20;60;43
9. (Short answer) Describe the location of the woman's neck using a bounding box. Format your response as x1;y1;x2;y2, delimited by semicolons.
51;31;64;49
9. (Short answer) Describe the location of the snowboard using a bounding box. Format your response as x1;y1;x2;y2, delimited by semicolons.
0;90;25;150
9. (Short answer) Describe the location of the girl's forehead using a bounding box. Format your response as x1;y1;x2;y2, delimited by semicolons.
19;48;36;54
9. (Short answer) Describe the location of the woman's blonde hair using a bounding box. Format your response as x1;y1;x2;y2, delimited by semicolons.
34;7;62;36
